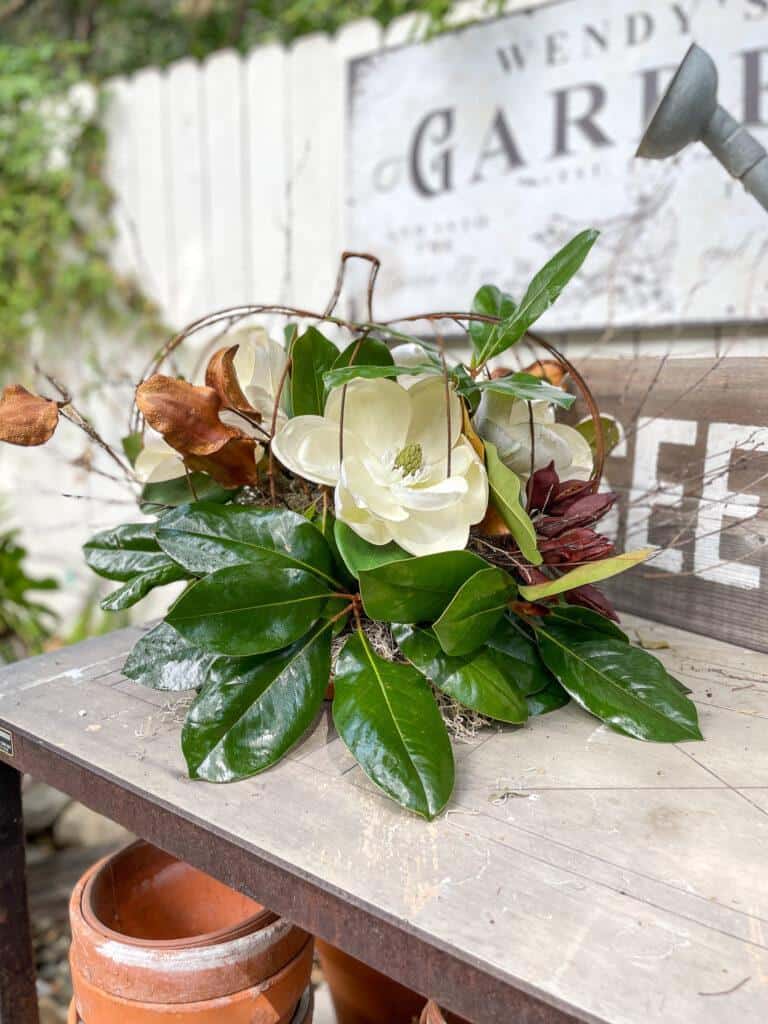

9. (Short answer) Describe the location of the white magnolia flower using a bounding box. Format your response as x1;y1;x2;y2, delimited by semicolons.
473;391;593;482
134;328;285;484
272;377;488;556
390;342;433;388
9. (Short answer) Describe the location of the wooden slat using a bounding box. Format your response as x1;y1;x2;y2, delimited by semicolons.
0;618;766;1024
569;356;768;651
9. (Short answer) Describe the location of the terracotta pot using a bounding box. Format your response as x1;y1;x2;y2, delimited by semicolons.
316;941;469;1024
69;986;314;1024
69;840;312;1022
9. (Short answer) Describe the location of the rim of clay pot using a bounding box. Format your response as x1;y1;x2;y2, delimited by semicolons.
68;988;313;1024
82;841;275;950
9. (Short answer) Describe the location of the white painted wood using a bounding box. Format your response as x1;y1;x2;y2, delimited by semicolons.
201;50;249;311
166;59;208;328
129;68;173;312
1;615;766;1023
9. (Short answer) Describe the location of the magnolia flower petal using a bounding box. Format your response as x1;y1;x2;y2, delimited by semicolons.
271;415;347;486
464;455;490;524
549;424;594;478
390;506;471;557
325;378;410;457
390;342;432;388
406;376;461;463
392;475;468;512
473;417;525;463
335;479;394;546
134;442;186;483
475;391;555;432
341;457;409;522
232;328;287;397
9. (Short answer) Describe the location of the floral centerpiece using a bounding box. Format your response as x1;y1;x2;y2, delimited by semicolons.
0;231;702;819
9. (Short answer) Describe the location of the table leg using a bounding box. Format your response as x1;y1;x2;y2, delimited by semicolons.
0;761;39;1024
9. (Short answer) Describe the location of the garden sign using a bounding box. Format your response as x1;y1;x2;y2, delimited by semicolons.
348;0;768;328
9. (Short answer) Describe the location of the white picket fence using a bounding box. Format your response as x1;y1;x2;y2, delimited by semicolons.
4;0;767;626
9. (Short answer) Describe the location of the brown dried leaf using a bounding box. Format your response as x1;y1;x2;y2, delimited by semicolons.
184;437;262;489
205;345;260;418
521;359;567;388
420;1001;447;1024
0;385;59;447
136;375;240;456
478;503;510;537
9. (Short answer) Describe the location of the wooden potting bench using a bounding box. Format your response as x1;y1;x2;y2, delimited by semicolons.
0;611;766;1023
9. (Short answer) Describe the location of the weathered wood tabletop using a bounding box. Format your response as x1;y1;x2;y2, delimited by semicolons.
0;614;766;1024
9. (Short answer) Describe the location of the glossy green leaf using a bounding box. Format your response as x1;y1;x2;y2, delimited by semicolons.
323;363;439;391
473;374;574;409
121;431;143;466
331;337;394;372
485;443;542;566
182;620;332;781
575;415;621;456
290;326;339;416
333;631;454;819
476;230;599;365
140;474;232;515
469;284;516;362
334;520;408;579
547;605;628;641
359;550;487;623
123;621;220;691
394;624;528;724
84;523;166;581
526;676;571;716
100;563;187;612
486;616;556;696
536;622;702;742
433;567;516;656
156;502;337;586
166;563;331;656
519;547;654;601
314;513;356;588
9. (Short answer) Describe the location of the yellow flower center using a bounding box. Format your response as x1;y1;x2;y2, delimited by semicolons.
393;442;423;476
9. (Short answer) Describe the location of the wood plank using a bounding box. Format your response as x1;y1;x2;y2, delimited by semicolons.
1;620;766;1023
567;356;768;651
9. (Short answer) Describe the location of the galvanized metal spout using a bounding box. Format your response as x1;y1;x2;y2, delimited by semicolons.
636;43;768;212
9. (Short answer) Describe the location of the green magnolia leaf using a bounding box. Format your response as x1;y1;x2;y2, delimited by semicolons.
166;563;332;656
469;284;516;362
433;566;516;656
359;550;487;623
527;676;570;716
536;622;702;742
323;363;439;391
290;326;339;416
332;336;394;372
182;620;332;781
575;415;622;456
121;431;143;466
100;563;188;612
313;513;355;588
156;503;337;586
140;474;232;515
547;605;628;641
334;520;408;579
84;523;166;581
333;632;454;819
474;374;574;409
519;548;654;601
451;365;480;413
484;443;542;566
476;230;599;365
123;621;220;691
486;616;555;696
394;624;528;724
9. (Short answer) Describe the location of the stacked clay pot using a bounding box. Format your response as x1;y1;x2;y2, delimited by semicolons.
68;841;313;1023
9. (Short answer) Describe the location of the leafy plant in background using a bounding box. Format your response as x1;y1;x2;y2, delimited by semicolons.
0;522;58;663
0;232;703;819
0;41;162;373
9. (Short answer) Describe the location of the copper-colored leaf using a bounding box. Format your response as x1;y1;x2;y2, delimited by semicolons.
136;376;240;456
205;345;260;418
521;359;567;387
184;438;261;489
420;1001;448;1024
0;385;59;447
460;402;485;460
477;503;510;537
